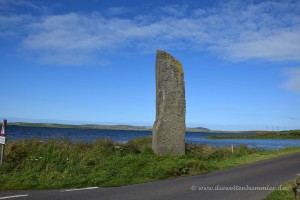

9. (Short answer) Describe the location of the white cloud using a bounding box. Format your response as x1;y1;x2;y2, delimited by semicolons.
216;30;300;61
0;0;41;11
282;68;300;94
0;0;52;38
202;0;300;61
2;0;300;65
158;4;188;17
0;14;32;37
21;13;142;65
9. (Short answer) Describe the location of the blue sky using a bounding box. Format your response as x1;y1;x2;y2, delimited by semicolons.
0;0;300;131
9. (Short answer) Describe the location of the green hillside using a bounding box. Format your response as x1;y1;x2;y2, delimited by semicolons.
8;122;211;132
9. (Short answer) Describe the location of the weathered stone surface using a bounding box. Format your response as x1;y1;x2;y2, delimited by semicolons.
152;50;186;155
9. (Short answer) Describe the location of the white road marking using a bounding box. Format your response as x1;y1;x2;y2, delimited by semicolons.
61;187;99;192
0;194;28;199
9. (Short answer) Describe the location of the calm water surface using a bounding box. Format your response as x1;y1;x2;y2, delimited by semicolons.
6;126;300;150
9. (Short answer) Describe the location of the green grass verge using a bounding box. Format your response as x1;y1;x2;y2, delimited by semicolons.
265;180;297;200
265;190;296;200
207;130;300;139
1;137;300;191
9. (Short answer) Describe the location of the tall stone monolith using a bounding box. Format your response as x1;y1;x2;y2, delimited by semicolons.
152;50;186;155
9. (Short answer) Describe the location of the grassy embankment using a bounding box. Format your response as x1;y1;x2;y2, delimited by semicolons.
207;130;300;140
1;137;300;191
265;179;298;200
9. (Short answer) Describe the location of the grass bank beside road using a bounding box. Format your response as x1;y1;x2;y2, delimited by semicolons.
1;137;300;191
265;179;298;200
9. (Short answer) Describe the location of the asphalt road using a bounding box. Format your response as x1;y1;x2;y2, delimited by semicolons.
1;152;300;200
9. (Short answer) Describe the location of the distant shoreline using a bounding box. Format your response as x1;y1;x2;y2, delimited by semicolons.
8;122;211;132
207;129;300;139
8;122;287;134
8;122;213;133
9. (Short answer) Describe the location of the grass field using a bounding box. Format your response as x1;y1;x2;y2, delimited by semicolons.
1;137;300;191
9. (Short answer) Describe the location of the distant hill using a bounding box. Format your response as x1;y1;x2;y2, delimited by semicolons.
8;122;152;131
186;127;211;132
8;122;210;132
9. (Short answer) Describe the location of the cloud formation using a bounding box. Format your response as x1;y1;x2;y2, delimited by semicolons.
1;0;300;65
282;68;300;94
0;0;41;11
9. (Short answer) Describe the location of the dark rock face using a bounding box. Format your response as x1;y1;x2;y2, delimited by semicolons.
152;50;186;155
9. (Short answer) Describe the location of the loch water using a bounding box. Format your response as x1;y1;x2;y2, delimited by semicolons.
6;126;300;150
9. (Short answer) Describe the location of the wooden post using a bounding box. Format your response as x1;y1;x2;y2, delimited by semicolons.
0;119;7;165
0;145;4;165
231;144;234;153
296;174;300;199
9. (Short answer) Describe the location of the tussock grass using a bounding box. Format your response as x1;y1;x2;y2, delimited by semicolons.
1;137;300;190
264;180;297;200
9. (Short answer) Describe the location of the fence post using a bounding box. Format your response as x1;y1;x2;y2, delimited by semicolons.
0;145;4;165
297;174;300;199
0;119;7;165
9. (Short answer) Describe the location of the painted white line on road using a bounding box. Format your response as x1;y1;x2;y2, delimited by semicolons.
61;187;99;192
0;194;28;199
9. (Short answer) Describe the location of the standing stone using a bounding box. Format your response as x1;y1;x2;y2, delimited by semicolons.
152;50;186;155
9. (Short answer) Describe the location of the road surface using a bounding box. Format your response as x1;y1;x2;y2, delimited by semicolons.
1;152;300;200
